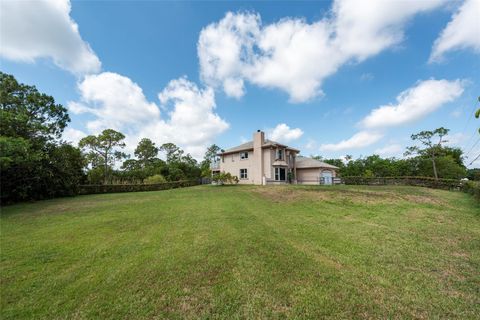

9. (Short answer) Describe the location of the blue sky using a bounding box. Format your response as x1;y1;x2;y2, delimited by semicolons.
1;0;479;166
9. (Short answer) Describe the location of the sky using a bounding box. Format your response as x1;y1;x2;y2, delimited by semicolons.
1;0;479;167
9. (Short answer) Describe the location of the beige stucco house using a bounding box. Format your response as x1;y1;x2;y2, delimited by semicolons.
212;130;339;185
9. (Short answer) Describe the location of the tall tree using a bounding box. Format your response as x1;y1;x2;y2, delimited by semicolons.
203;144;221;165
134;138;158;168
79;129;127;184
405;127;449;180
160;143;184;163
0;72;84;202
0;72;69;144
201;144;221;177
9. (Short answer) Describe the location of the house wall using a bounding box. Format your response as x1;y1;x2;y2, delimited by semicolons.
252;131;264;185
219;151;254;184
263;148;273;180
296;168;337;184
218;130;302;185
296;168;320;184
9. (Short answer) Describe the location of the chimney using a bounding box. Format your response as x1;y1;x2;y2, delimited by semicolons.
253;130;264;185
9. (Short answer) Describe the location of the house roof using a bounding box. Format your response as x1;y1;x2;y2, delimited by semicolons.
220;139;300;154
295;156;339;169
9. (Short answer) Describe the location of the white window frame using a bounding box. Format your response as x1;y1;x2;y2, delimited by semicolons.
274;167;286;181
240;151;249;160
240;168;248;179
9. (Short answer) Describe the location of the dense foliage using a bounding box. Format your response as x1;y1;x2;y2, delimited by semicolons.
316;146;468;180
212;172;239;185
0;72;84;203
112;141;202;184
79;129;128;184
1;73;478;203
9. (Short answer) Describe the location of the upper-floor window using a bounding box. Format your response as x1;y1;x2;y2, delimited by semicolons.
240;151;249;160
240;168;248;179
276;149;284;160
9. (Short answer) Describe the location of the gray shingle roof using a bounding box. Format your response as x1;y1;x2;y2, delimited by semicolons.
295;156;339;169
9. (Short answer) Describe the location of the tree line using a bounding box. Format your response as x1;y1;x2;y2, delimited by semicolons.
1;72;478;203
0;72;219;203
312;126;479;181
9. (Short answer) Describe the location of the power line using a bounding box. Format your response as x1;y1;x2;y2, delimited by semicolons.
460;98;480;149
468;152;480;167
465;136;480;158
462;102;477;132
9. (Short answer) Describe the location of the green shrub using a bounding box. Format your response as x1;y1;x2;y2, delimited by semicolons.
212;172;239;185
462;180;480;202
144;174;167;184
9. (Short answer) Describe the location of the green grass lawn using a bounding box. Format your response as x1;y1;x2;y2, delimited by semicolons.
1;185;479;319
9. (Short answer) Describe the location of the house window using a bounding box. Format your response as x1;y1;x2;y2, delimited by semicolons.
240;152;249;160
240;168;248;179
276;149;284;160
274;167;286;181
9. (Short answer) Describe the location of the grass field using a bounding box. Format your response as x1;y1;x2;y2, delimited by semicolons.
1;185;479;319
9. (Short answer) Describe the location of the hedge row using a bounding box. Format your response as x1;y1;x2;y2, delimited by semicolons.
462;181;480;201
342;176;463;190
78;180;200;195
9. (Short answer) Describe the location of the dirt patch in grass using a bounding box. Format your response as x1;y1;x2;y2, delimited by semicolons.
252;186;330;203
253;186;448;207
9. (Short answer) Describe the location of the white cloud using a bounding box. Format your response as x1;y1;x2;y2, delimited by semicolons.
320;131;383;152
430;0;480;62
198;12;260;99
450;109;462;118
445;132;469;146
332;0;446;59
304;139;317;150
268;123;304;143
374;144;403;157
198;0;446;102
156;77;229;150
320;78;464;153
62;127;86;146
0;0;101;75
360;73;374;82
68;73;228;159
360;79;464;129
70;72;160;132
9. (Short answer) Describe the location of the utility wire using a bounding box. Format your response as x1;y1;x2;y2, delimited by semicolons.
468;152;480;166
465;136;480;158
461;98;480;150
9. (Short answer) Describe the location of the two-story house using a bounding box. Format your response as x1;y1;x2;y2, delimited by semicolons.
213;130;339;185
